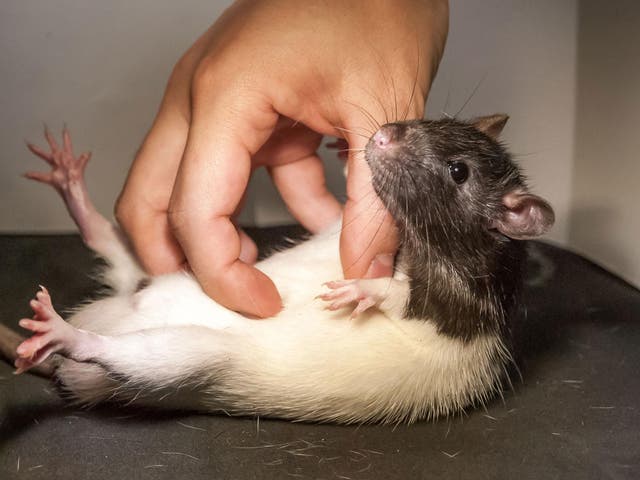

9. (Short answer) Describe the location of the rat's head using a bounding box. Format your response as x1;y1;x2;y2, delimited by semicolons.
364;115;554;249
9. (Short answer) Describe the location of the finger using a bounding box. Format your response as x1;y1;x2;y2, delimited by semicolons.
116;109;189;274
18;318;51;334
16;333;51;359
25;142;55;165
36;285;52;305
14;357;34;375
24;171;54;184
115;26;216;275
169;86;281;317
238;227;258;265
269;154;342;233
29;299;53;319
43;124;59;153
77;152;92;172
339;130;399;279
62;125;74;156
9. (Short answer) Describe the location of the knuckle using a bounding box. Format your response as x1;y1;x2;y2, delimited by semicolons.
169;49;199;85
191;56;219;95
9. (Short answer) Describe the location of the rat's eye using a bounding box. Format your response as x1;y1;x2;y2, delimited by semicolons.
448;161;469;184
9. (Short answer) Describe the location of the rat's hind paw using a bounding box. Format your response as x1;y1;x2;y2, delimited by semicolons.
15;286;78;374
318;279;379;319
25;125;91;194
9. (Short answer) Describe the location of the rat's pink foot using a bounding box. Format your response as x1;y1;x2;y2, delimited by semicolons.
25;125;91;196
15;286;94;374
318;279;380;318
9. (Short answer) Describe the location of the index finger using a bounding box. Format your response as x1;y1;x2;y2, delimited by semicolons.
169;88;282;318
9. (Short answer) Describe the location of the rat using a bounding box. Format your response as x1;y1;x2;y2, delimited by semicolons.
1;115;553;424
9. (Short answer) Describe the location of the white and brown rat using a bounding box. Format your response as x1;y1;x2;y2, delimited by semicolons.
1;115;553;424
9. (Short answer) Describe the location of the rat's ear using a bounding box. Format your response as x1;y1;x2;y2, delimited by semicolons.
493;189;555;239
472;114;509;140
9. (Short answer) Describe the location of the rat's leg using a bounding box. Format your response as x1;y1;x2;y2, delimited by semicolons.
26;127;145;292
318;278;409;319
14;286;107;374
15;287;231;406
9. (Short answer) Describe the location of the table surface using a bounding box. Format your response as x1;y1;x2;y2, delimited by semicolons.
1;229;638;480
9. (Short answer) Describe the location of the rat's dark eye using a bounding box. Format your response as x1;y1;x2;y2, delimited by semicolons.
448;161;469;184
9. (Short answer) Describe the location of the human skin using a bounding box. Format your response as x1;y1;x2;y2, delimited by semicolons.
115;0;449;317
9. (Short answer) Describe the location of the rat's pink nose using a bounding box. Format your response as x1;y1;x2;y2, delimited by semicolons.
372;124;404;149
373;127;393;148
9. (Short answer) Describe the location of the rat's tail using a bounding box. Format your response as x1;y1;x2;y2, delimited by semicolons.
0;323;55;378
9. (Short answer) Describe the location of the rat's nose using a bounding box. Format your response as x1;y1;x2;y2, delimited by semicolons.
372;124;405;149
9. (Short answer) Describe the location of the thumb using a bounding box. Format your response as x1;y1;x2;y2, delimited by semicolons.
169;87;281;317
339;127;399;280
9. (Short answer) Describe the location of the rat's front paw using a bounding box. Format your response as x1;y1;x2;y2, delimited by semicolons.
15;286;78;374
318;279;381;318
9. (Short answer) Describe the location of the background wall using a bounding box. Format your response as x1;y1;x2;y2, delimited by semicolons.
569;0;640;287
0;0;233;230
1;1;636;286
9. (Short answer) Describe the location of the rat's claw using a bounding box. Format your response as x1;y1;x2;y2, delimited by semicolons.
14;358;32;375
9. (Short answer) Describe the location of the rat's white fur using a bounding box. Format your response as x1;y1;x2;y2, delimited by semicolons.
54;222;509;424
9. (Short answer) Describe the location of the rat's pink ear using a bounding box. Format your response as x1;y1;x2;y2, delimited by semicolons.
472;114;509;140
493;189;555;239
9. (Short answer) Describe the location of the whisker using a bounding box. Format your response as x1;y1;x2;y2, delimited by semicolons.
335;148;366;153
334;186;384;235
454;73;487;118
441;77;453;119
345;101;380;133
391;72;399;122
342;205;388;274
331;126;370;139
364;43;395;125
402;42;422;121
337;162;393;234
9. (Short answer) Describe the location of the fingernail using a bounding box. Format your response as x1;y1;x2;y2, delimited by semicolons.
365;253;395;278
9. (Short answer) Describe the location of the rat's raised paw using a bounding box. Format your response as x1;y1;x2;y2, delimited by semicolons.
25;126;91;195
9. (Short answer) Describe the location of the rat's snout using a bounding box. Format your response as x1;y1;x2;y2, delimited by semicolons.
366;123;408;168
372;123;407;149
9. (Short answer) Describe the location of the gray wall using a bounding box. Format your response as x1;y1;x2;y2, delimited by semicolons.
569;0;640;287
427;0;577;244
0;0;234;231
3;1;636;286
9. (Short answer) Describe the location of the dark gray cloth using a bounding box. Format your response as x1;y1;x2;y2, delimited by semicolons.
1;230;638;479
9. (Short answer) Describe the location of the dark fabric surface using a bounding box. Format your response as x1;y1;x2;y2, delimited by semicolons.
0;230;638;479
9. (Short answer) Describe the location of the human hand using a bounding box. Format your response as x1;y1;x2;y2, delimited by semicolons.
115;0;448;317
